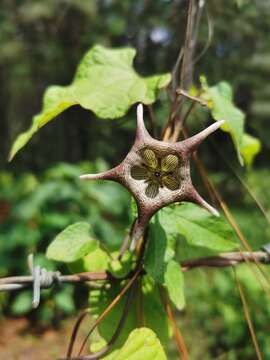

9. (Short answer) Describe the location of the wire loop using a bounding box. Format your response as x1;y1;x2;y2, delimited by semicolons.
28;254;61;308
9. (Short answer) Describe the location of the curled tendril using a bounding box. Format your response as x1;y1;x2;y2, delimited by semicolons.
80;104;224;249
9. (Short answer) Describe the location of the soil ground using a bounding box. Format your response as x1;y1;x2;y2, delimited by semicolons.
0;317;85;360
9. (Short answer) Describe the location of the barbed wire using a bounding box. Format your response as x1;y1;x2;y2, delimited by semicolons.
1;247;270;308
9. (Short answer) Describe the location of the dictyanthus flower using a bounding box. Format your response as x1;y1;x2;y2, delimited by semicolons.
130;148;181;198
81;104;223;248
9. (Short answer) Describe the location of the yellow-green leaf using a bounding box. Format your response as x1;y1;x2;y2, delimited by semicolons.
201;77;245;165
240;133;261;168
110;328;167;360
9;45;171;160
68;247;110;273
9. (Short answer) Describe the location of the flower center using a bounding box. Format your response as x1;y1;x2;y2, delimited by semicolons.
130;148;181;198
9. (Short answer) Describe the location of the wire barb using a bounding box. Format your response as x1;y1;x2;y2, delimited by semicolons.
0;254;62;309
30;254;62;308
0;250;269;297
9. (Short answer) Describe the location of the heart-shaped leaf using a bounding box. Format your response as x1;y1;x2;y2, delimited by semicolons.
9;45;171;160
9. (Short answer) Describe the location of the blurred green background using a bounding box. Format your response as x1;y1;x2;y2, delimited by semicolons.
1;0;270;359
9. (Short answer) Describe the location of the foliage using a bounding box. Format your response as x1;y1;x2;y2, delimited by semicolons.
0;161;130;323
1;1;270;359
2;0;269;170
164;260;185;311
44;200;239;357
9;45;170;160
107;327;167;360
200;78;261;166
201;78;245;164
158;204;238;254
89;275;170;355
1;161;269;357
240;134;261;169
182;264;270;359
46;222;97;263
144;217;168;283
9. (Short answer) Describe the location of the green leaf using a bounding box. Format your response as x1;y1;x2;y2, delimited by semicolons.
69;247;110;273
145;216;167;283
240;133;261;168
9;45;171;160
201;78;245;165
159;203;238;253
89;283;138;352
46;222;97;263
164;260;185;310
89;275;170;356
142;275;171;347
110;328;167;360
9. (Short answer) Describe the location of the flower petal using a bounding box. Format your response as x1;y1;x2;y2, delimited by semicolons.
161;154;179;172
145;182;159;198
142;148;158;169
162;175;180;191
131;165;149;180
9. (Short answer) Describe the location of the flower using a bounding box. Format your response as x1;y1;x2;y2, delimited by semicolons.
80;104;224;248
130;148;180;198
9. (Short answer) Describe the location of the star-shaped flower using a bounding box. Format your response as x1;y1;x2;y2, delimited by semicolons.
80;104;224;248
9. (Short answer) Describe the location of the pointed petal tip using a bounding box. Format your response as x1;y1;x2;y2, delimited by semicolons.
136;103;144;125
137;103;143;117
79;174;93;180
215;119;225;129
201;200;220;217
179;120;226;154
80;168;119;182
206;120;225;134
198;201;219;217
79;173;104;180
135;102;152;141
187;188;220;217
210;206;220;217
217;119;225;125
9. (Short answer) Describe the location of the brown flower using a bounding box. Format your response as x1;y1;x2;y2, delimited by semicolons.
80;104;224;248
